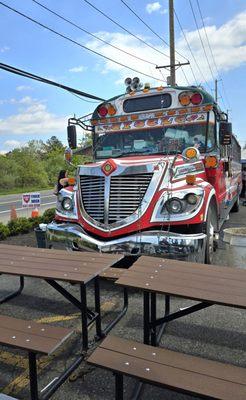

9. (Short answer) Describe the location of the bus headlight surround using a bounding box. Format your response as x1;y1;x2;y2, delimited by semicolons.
61;197;73;211
166;198;184;214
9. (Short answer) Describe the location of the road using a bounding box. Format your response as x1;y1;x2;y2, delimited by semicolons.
0;189;56;223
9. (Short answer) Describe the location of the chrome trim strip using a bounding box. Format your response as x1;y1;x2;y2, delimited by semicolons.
46;222;206;262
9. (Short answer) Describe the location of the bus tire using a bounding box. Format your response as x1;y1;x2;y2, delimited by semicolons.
204;205;217;264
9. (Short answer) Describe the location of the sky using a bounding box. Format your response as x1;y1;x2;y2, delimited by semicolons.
0;0;245;153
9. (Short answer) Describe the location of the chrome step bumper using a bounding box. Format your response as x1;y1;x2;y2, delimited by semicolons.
46;222;206;262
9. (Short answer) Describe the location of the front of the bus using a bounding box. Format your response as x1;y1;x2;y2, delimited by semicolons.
47;85;218;262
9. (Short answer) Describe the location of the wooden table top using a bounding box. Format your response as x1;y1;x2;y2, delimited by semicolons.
116;256;246;309
0;244;123;284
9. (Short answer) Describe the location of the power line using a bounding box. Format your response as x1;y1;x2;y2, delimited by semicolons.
0;62;105;101
174;8;211;90
180;65;190;85
32;0;157;68
195;0;230;110
0;2;164;82
188;0;215;82
120;0;188;62
82;0;170;59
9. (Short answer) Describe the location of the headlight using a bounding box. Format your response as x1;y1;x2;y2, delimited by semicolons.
62;197;73;211
166;198;184;214
186;193;198;205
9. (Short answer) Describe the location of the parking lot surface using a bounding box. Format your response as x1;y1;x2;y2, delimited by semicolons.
0;205;245;399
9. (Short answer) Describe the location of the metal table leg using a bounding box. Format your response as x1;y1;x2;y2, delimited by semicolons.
28;352;39;400
0;276;24;304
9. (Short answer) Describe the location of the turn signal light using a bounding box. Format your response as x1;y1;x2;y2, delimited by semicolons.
179;93;190;106
205;156;218;168
179;91;203;106
186;174;196;185
107;105;116;116
68;177;76;185
184;147;197;159
97;103;117;117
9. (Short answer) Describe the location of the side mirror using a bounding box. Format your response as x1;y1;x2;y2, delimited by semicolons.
67;125;77;148
219;122;232;145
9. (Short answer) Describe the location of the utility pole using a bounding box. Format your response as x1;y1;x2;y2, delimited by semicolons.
169;0;176;86
156;0;190;85
215;79;218;103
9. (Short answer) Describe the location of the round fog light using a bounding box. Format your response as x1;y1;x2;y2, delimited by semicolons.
62;197;73;211
166;198;183;214
186;194;198;205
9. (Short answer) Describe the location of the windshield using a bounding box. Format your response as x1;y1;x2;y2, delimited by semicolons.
95;114;216;159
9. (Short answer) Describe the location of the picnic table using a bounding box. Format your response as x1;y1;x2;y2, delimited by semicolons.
116;256;246;346
88;256;246;400
0;243;125;351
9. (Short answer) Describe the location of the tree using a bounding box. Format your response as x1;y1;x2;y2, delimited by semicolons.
42;136;65;154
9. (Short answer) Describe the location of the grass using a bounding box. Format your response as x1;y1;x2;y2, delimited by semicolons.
0;186;53;196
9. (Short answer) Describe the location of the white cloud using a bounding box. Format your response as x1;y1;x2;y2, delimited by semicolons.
4;140;23;149
83;11;246;89
0;46;10;53
146;2;162;14
0;98;67;136
69;65;87;73
16;85;33;91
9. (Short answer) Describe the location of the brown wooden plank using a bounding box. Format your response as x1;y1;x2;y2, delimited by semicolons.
0;317;73;355
116;274;246;309
100;268;126;280
0;244;122;263
116;269;246;297
88;347;246;400
129;264;246;283
0;264;92;283
133;256;246;281
0;254;114;276
100;336;246;385
0;315;72;341
125;266;246;290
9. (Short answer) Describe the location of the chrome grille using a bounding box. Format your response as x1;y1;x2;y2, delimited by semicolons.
109;174;153;223
80;175;105;223
80;173;153;225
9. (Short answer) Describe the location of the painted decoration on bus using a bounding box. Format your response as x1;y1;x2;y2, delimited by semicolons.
96;112;207;133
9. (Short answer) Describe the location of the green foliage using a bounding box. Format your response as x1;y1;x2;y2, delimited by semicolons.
0;223;10;240
7;218;33;236
41;208;56;224
0;208;56;240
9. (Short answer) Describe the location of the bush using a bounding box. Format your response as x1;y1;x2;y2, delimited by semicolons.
7;218;33;236
28;216;43;228
0;223;10;240
41;208;56;224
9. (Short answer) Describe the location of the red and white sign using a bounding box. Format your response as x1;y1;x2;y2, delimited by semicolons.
22;193;41;208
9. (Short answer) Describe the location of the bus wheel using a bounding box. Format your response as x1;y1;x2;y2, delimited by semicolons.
231;194;240;213
204;206;217;264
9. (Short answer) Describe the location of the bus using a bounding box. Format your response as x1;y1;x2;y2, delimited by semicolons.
46;80;242;263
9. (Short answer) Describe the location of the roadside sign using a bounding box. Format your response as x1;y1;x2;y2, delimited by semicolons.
22;192;41;208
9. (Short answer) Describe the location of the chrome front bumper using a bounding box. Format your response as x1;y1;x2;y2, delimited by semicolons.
46;222;206;262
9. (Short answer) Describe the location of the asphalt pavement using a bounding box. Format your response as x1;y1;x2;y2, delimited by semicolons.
0;204;245;399
0;189;56;223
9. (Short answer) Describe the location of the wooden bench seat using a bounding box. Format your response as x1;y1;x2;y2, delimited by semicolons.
0;315;73;355
0;315;77;400
88;336;246;400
